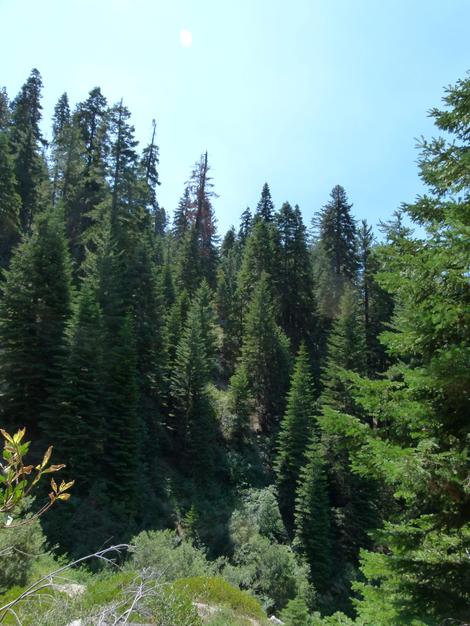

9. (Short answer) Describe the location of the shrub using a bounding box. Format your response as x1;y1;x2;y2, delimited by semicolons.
173;576;266;621
230;486;287;545
143;582;202;626
280;596;313;626
0;509;45;592
129;529;215;580
223;533;314;613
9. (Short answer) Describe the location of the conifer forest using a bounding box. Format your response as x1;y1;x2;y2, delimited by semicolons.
0;67;468;625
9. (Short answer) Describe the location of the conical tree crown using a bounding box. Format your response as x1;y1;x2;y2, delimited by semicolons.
275;342;318;531
256;182;274;222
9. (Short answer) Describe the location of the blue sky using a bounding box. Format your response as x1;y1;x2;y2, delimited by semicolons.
1;0;468;234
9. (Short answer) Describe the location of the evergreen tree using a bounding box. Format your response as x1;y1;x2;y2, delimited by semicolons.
49;92;87;238
313;185;357;320
255;182;274;222
190;152;219;286
166;288;190;365
378;208;412;243
321;285;366;411
190;279;218;371
236;218;280;316
317;285;381;613
103;313;141;521
238;206;252;245
124;237;167;471
141;118;160;215
0;131;21;269
294;438;333;599
49;279;105;485
357;219;393;374
50;92;71;205
175;224;202;294
0;207;72;441
275;343;318;533
108;99;147;233
161;258;175;309
75;86;109;174
234;274;291;435
344;75;470;624
220;226;236;258
276;202;317;352
170;297;216;479
216;247;242;377
172;187;192;240
10;68;48;233
228;365;253;444
0;87;9;130
66;87;109;268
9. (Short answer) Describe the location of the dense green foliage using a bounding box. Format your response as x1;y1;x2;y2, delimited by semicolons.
0;69;468;624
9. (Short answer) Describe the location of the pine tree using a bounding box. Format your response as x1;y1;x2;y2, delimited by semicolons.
294;438;333;598
108;99;147;233
346;75;470;624
216;247;242;377
228;365;253;444
66;87;109;268
255;182;274;222
172;187;192;240
191;279;217;371
378;208;412;243
0;87;9;130
166;288;190;365
103;313;141;520
175;225;202;294
236;218;280;316
75;86;109;174
0;131;21;269
238;206;252;245
276;202;317;352
357;219;393;375
70;87;110;256
190;152;219;286
0;207;72;441
313;185;357;320
321;285;366;412
317;284;381;612
234;274;291;434
10;68;48;233
275;343;318;533
170;298;216;479
141;118;160;215
49;278;105;486
220;226;236;258
50;92;71;205
124;236;167;469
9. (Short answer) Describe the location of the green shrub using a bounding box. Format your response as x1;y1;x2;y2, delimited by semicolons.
230;487;287;544
129;529;215;580
174;576;266;620
223;533;314;613
0;512;45;592
79;570;135;609
280;596;313;626
206;606;261;625
143;582;202;626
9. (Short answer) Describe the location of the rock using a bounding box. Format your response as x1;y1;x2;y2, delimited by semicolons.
53;583;86;598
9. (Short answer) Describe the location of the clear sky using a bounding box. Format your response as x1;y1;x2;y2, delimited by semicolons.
1;0;469;235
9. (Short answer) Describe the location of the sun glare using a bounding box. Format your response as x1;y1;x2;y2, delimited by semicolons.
179;29;193;48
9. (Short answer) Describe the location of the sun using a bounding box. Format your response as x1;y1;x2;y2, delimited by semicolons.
179;29;193;48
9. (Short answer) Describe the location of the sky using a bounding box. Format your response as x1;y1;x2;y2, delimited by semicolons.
0;0;469;235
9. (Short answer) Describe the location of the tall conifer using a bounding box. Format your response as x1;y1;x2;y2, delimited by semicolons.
275;343;318;532
0;207;72;440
